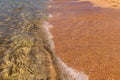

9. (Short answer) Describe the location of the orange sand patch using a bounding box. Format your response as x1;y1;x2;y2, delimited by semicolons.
77;0;120;9
48;0;120;80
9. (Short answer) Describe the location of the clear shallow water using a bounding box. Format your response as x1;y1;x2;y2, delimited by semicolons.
0;0;59;80
0;0;88;80
0;0;48;30
0;0;49;39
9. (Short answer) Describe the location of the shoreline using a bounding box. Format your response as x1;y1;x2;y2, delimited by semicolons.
47;0;89;79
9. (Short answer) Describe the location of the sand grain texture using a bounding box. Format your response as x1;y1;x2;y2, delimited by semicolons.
48;0;120;80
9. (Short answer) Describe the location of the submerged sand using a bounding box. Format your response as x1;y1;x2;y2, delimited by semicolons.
48;0;120;80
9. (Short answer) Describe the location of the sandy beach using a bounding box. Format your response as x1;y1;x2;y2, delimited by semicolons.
48;0;120;80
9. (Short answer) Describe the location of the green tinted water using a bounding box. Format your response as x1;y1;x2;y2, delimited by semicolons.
0;0;59;80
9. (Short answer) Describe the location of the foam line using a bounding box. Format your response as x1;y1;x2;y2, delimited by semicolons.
56;57;89;80
42;21;89;80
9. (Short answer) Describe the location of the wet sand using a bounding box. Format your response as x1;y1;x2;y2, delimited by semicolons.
48;0;120;80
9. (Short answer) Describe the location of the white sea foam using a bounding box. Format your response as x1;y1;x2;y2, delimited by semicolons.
48;14;54;18
57;57;89;80
45;1;88;77
42;21;55;50
42;21;89;80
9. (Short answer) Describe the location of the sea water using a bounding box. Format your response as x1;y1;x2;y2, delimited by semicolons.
0;0;88;80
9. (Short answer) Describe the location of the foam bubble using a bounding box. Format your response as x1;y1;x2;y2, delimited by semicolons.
42;21;89;80
56;57;89;80
42;21;55;50
48;14;54;18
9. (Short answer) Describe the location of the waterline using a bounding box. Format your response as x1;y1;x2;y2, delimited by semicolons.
43;20;89;80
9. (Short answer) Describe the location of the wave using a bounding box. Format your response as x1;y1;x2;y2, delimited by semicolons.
42;20;89;80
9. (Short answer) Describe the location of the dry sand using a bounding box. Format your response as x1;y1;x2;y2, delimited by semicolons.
77;0;120;9
48;0;120;80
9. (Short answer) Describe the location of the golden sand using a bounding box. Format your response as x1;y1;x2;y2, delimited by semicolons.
77;0;120;9
48;0;120;80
